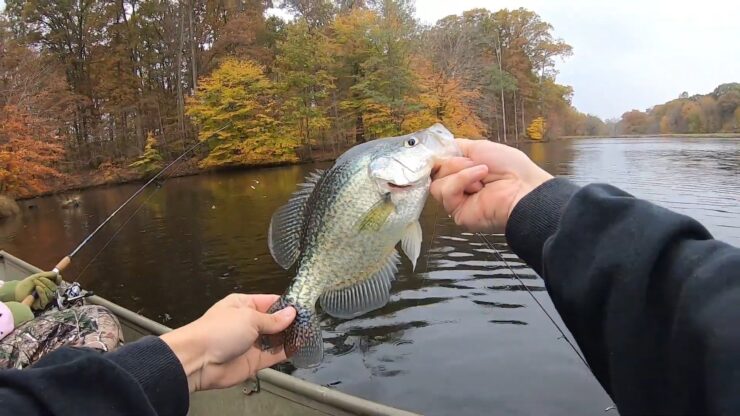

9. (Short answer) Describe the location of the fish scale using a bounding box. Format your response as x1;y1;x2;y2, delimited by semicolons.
264;123;461;368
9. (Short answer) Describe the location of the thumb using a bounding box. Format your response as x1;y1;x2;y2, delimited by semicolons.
254;307;296;335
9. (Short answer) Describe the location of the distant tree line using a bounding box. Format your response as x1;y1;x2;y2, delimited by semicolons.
0;0;611;196
616;83;740;135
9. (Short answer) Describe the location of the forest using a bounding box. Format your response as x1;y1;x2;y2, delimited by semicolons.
0;0;735;199
615;83;740;135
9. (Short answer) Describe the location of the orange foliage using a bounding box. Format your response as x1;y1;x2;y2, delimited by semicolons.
404;58;485;138
0;105;66;197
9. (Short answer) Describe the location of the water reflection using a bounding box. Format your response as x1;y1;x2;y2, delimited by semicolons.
1;137;737;415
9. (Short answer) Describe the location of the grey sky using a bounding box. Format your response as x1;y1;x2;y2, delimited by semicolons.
3;0;737;120
413;0;740;120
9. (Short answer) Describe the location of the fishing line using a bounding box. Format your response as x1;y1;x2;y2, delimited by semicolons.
75;186;163;281
49;124;230;274
476;232;590;369
424;204;441;273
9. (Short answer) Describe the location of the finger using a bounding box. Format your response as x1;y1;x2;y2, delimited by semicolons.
38;277;57;291
226;293;281;312
432;157;477;180
465;180;484;194
254;307;296;335
248;294;282;313
454;138;477;158
258;346;288;369
431;165;488;213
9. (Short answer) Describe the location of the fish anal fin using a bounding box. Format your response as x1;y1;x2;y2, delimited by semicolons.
401;220;423;271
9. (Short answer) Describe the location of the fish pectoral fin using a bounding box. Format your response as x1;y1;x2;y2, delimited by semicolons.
401;220;423;271
357;193;395;233
268;169;325;269
320;250;400;319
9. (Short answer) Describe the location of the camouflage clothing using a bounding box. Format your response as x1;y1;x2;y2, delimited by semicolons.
0;304;123;369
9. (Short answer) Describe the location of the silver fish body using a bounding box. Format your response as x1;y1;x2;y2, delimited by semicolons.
265;123;460;367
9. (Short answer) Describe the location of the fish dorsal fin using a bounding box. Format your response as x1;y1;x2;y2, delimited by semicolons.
268;169;324;269
319;250;401;319
401;220;423;271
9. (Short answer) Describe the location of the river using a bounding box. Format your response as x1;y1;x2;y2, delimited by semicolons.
1;137;738;415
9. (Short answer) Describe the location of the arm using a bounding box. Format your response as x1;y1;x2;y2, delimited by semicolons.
0;294;295;416
507;178;740;415
0;336;188;416
431;139;740;415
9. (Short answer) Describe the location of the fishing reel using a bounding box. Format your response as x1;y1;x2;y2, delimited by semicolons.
55;282;94;310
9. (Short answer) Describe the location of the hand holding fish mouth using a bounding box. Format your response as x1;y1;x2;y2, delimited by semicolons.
431;138;553;233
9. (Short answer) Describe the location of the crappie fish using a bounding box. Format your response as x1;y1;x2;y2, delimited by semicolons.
265;123;461;368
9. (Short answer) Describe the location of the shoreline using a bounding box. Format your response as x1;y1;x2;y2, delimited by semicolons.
15;153;339;202
12;133;739;201
557;133;740;139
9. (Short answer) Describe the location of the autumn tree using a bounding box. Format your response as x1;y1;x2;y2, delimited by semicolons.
129;133;164;177
0;21;69;196
276;20;335;157
617;83;739;135
526;117;545;140
186;58;299;168
0;106;66;197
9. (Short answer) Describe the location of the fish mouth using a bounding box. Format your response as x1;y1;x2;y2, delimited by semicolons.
387;182;412;190
378;179;421;192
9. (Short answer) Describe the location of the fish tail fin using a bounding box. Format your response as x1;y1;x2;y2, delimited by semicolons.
262;296;324;368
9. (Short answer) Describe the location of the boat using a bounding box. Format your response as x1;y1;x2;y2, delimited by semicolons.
0;250;419;416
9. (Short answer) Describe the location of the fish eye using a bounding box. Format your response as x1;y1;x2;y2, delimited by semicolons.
404;137;418;147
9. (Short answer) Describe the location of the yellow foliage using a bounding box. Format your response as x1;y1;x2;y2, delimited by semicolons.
186;58;299;168
527;117;546;140
129;132;163;176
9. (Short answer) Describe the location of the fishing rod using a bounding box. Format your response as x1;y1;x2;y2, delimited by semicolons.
21;124;230;306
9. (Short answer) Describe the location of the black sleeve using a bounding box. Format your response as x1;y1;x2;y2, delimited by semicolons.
0;335;189;416
505;178;740;415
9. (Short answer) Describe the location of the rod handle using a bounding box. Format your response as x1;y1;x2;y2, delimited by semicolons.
22;294;35;307
53;256;71;274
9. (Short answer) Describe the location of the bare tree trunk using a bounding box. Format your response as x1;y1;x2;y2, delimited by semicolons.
355;115;365;143
513;89;519;143
539;60;545;115
331;90;339;157
521;97;525;135
176;5;186;147
497;38;507;144
188;0;198;95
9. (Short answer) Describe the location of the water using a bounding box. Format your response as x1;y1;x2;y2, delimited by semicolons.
1;137;738;415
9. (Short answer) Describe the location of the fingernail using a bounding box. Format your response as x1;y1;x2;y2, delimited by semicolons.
276;307;294;319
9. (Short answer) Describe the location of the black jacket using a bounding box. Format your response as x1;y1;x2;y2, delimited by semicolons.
0;178;738;415
507;179;739;415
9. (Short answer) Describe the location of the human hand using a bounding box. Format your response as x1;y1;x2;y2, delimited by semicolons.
160;294;296;393
431;139;553;233
12;272;59;310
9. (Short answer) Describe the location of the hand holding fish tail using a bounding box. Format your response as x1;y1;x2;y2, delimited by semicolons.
161;294;296;393
431;139;553;233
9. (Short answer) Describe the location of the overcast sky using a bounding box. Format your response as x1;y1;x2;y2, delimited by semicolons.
2;0;737;120
412;0;740;120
